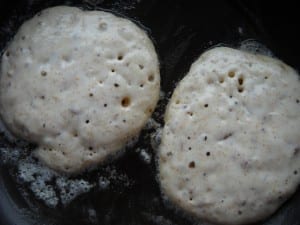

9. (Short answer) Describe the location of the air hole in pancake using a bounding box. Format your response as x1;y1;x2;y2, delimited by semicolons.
238;211;243;215
264;76;268;80
294;170;298;175
114;83;119;88
207;78;213;84
85;120;90;124
219;76;224;83
228;71;235;78
296;99;299;104
62;55;71;62
204;136;207;141
204;104;208;108
139;64;144;69
41;71;47;76
222;132;233;140
187;136;191;140
5;51;10;57
98;22;107;30
121;97;130;107
166;152;173;156
88;146;93;151
187;112;193;116
238;87;244;93
148;74;154;82
189;161;195;168
99;80;103;84
111;68;115;73
117;54;123;60
40;95;45;99
188;147;192;150
89;93;93;97
238;76;244;85
21;36;26;40
139;84;144;88
206;152;210;156
104;103;107;107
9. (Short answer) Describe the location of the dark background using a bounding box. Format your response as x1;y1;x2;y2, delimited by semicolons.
0;1;300;225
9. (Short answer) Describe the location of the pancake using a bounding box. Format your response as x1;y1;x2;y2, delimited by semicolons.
0;6;160;174
158;47;300;224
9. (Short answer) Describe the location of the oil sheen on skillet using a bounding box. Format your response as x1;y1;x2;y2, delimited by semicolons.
0;1;299;225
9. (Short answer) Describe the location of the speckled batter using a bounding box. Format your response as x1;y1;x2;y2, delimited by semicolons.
0;6;160;174
158;47;300;225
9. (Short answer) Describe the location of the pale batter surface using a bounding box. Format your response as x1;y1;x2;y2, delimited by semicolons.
158;47;300;224
0;6;160;174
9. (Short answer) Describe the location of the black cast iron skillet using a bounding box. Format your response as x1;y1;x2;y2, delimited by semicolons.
0;1;299;225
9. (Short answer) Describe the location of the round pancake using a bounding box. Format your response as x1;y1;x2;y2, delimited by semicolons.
158;47;300;225
0;6;160;174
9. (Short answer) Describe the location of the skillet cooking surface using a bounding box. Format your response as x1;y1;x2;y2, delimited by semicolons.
0;1;300;225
